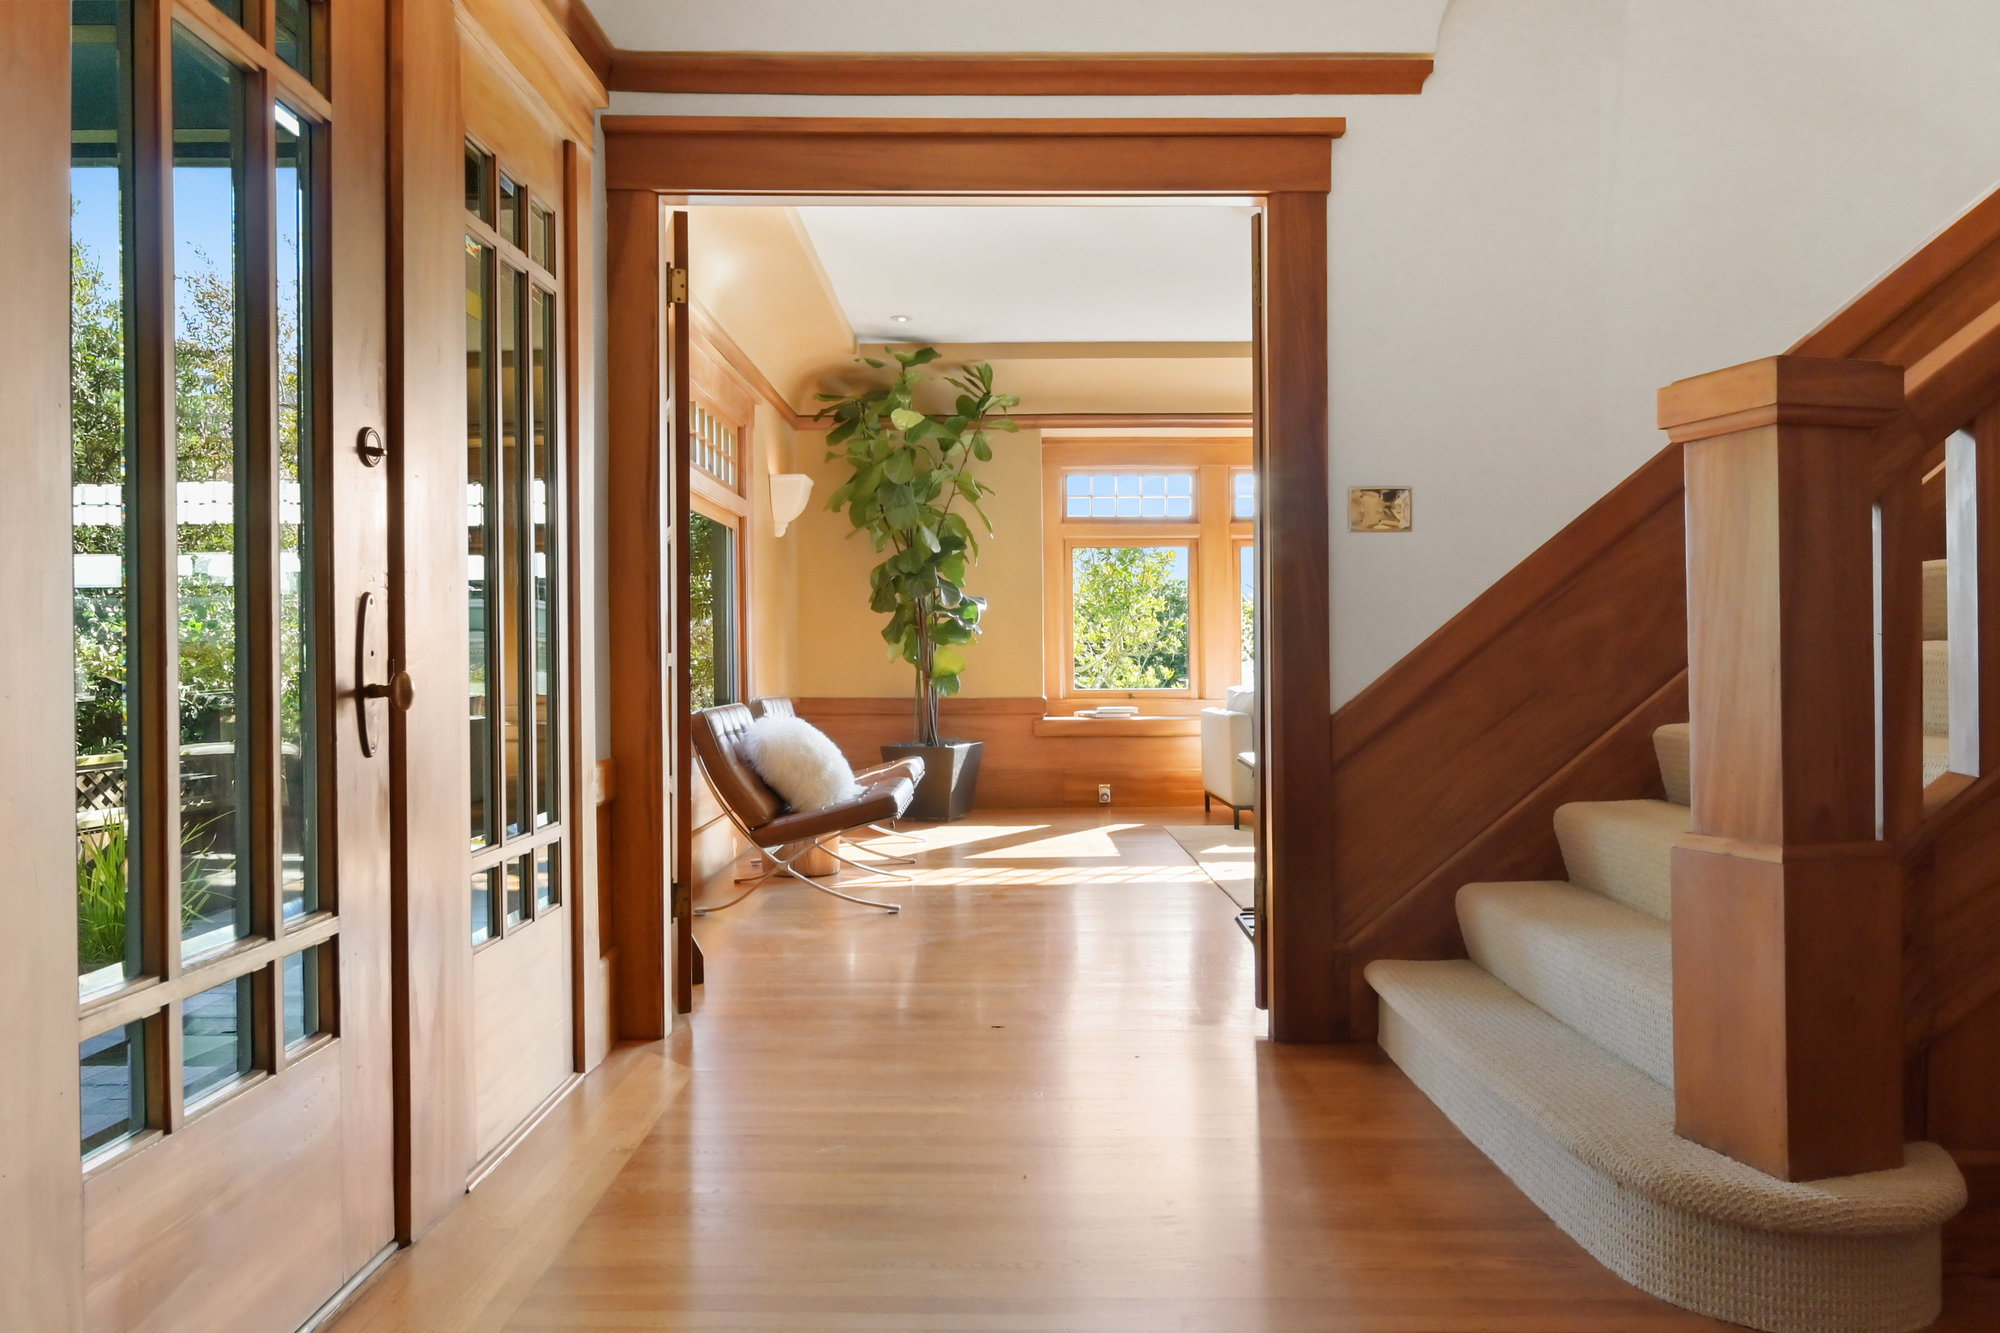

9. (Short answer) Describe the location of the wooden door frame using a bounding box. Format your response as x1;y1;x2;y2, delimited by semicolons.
603;116;1340;1041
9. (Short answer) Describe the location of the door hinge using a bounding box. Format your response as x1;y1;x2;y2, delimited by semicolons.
668;266;688;304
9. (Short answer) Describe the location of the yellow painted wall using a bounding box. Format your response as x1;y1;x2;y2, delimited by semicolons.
791;428;1045;699
743;404;800;700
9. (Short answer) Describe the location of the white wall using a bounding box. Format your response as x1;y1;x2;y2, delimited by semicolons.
593;0;2000;709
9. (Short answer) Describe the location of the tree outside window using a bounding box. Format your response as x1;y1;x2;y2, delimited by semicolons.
1070;545;1190;691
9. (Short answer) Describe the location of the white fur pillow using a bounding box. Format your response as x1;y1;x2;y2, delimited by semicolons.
738;715;863;812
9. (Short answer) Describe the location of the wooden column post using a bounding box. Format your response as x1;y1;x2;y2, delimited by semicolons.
1660;355;1908;1181
604;190;673;1039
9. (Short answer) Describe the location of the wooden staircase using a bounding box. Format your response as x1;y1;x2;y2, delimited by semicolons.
1335;185;2000;1329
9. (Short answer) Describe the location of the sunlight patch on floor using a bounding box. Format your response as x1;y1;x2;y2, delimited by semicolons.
881;822;1048;853
969;823;1144;860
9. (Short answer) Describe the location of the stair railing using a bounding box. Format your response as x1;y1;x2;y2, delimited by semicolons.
1659;186;2000;1182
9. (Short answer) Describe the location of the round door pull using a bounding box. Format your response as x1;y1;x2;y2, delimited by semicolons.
357;426;387;467
362;670;415;712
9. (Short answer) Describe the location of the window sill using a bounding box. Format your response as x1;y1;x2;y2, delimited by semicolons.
1032;715;1200;738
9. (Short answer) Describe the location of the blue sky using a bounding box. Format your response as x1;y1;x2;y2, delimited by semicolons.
72;163;249;338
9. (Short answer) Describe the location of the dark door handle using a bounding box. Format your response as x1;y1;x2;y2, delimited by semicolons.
355;590;409;758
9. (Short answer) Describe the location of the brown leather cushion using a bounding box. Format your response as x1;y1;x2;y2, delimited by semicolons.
857;757;925;787
692;704;783;829
756;776;914;845
748;696;795;720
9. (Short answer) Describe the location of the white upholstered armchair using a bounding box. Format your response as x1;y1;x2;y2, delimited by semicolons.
1200;685;1256;828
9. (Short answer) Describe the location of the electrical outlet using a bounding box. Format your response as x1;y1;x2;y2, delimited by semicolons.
1098;784;1112;804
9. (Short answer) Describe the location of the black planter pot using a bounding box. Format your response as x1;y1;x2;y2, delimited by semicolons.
881;740;983;822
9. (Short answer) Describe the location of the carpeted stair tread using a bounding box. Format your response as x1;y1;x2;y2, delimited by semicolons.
1924;640;1949;737
1654;723;1691;806
1924;558;1947;641
1924;735;1950;785
1458;879;1674;1087
1367;959;1965;1333
1553;799;1690;921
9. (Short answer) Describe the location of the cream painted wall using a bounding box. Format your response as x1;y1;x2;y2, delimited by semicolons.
601;0;2000;712
791;427;1046;699
743;404;800;699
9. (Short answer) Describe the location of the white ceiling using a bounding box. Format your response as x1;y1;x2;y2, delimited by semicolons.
791;204;1257;344
586;1;1449;53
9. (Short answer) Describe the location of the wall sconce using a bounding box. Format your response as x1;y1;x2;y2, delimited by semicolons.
769;473;813;537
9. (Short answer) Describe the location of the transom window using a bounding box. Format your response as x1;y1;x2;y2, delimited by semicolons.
71;0;336;1165
1063;471;1195;520
1043;441;1255;703
464;140;566;946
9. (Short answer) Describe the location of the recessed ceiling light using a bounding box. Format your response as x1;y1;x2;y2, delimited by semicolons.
890;314;911;323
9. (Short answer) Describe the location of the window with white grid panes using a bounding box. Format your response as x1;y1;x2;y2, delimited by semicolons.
693;399;741;492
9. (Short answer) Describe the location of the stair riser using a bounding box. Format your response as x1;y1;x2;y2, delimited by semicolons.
1458;884;1674;1087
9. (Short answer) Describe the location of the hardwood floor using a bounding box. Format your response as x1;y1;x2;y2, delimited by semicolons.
328;809;1996;1331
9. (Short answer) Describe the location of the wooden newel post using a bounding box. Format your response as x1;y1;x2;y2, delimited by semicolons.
1659;355;1909;1182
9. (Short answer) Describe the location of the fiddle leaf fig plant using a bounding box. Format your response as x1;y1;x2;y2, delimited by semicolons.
818;346;1018;747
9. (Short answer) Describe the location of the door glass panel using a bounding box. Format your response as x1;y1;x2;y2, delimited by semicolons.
498;175;521;247
530;203;554;271
466;240;493;847
471;867;495;945
209;0;244;26
283;946;321;1047
1070;546;1192;691
531;286;557;826
182;974;254;1106
534;844;558;913
276;103;316;919
464;143;491;222
689;513;737;709
80;1022;146;1157
505;856;526;928
499;268;525;837
72;0;141;997
173;26;253;961
275;0;312;79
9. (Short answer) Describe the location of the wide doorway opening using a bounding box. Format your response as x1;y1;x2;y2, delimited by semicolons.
664;197;1266;1008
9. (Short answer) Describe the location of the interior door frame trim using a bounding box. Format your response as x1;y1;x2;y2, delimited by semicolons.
602;116;1340;1040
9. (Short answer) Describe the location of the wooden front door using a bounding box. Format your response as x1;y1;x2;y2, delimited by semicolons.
33;1;396;1328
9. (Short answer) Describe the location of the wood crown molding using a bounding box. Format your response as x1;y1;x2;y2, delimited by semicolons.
540;0;613;86
606;50;1432;98
604;115;1345;138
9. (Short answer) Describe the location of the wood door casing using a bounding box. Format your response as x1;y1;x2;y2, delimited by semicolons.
0;1;90;1325
602;118;1338;1039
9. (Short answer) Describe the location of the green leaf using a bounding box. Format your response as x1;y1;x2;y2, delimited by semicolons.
972;438;993;461
889;407;925;432
862;357;885;369
932;646;967;678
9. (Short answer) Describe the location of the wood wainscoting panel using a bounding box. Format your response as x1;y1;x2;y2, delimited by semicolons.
795;698;1204;809
1321;444;1689;1038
